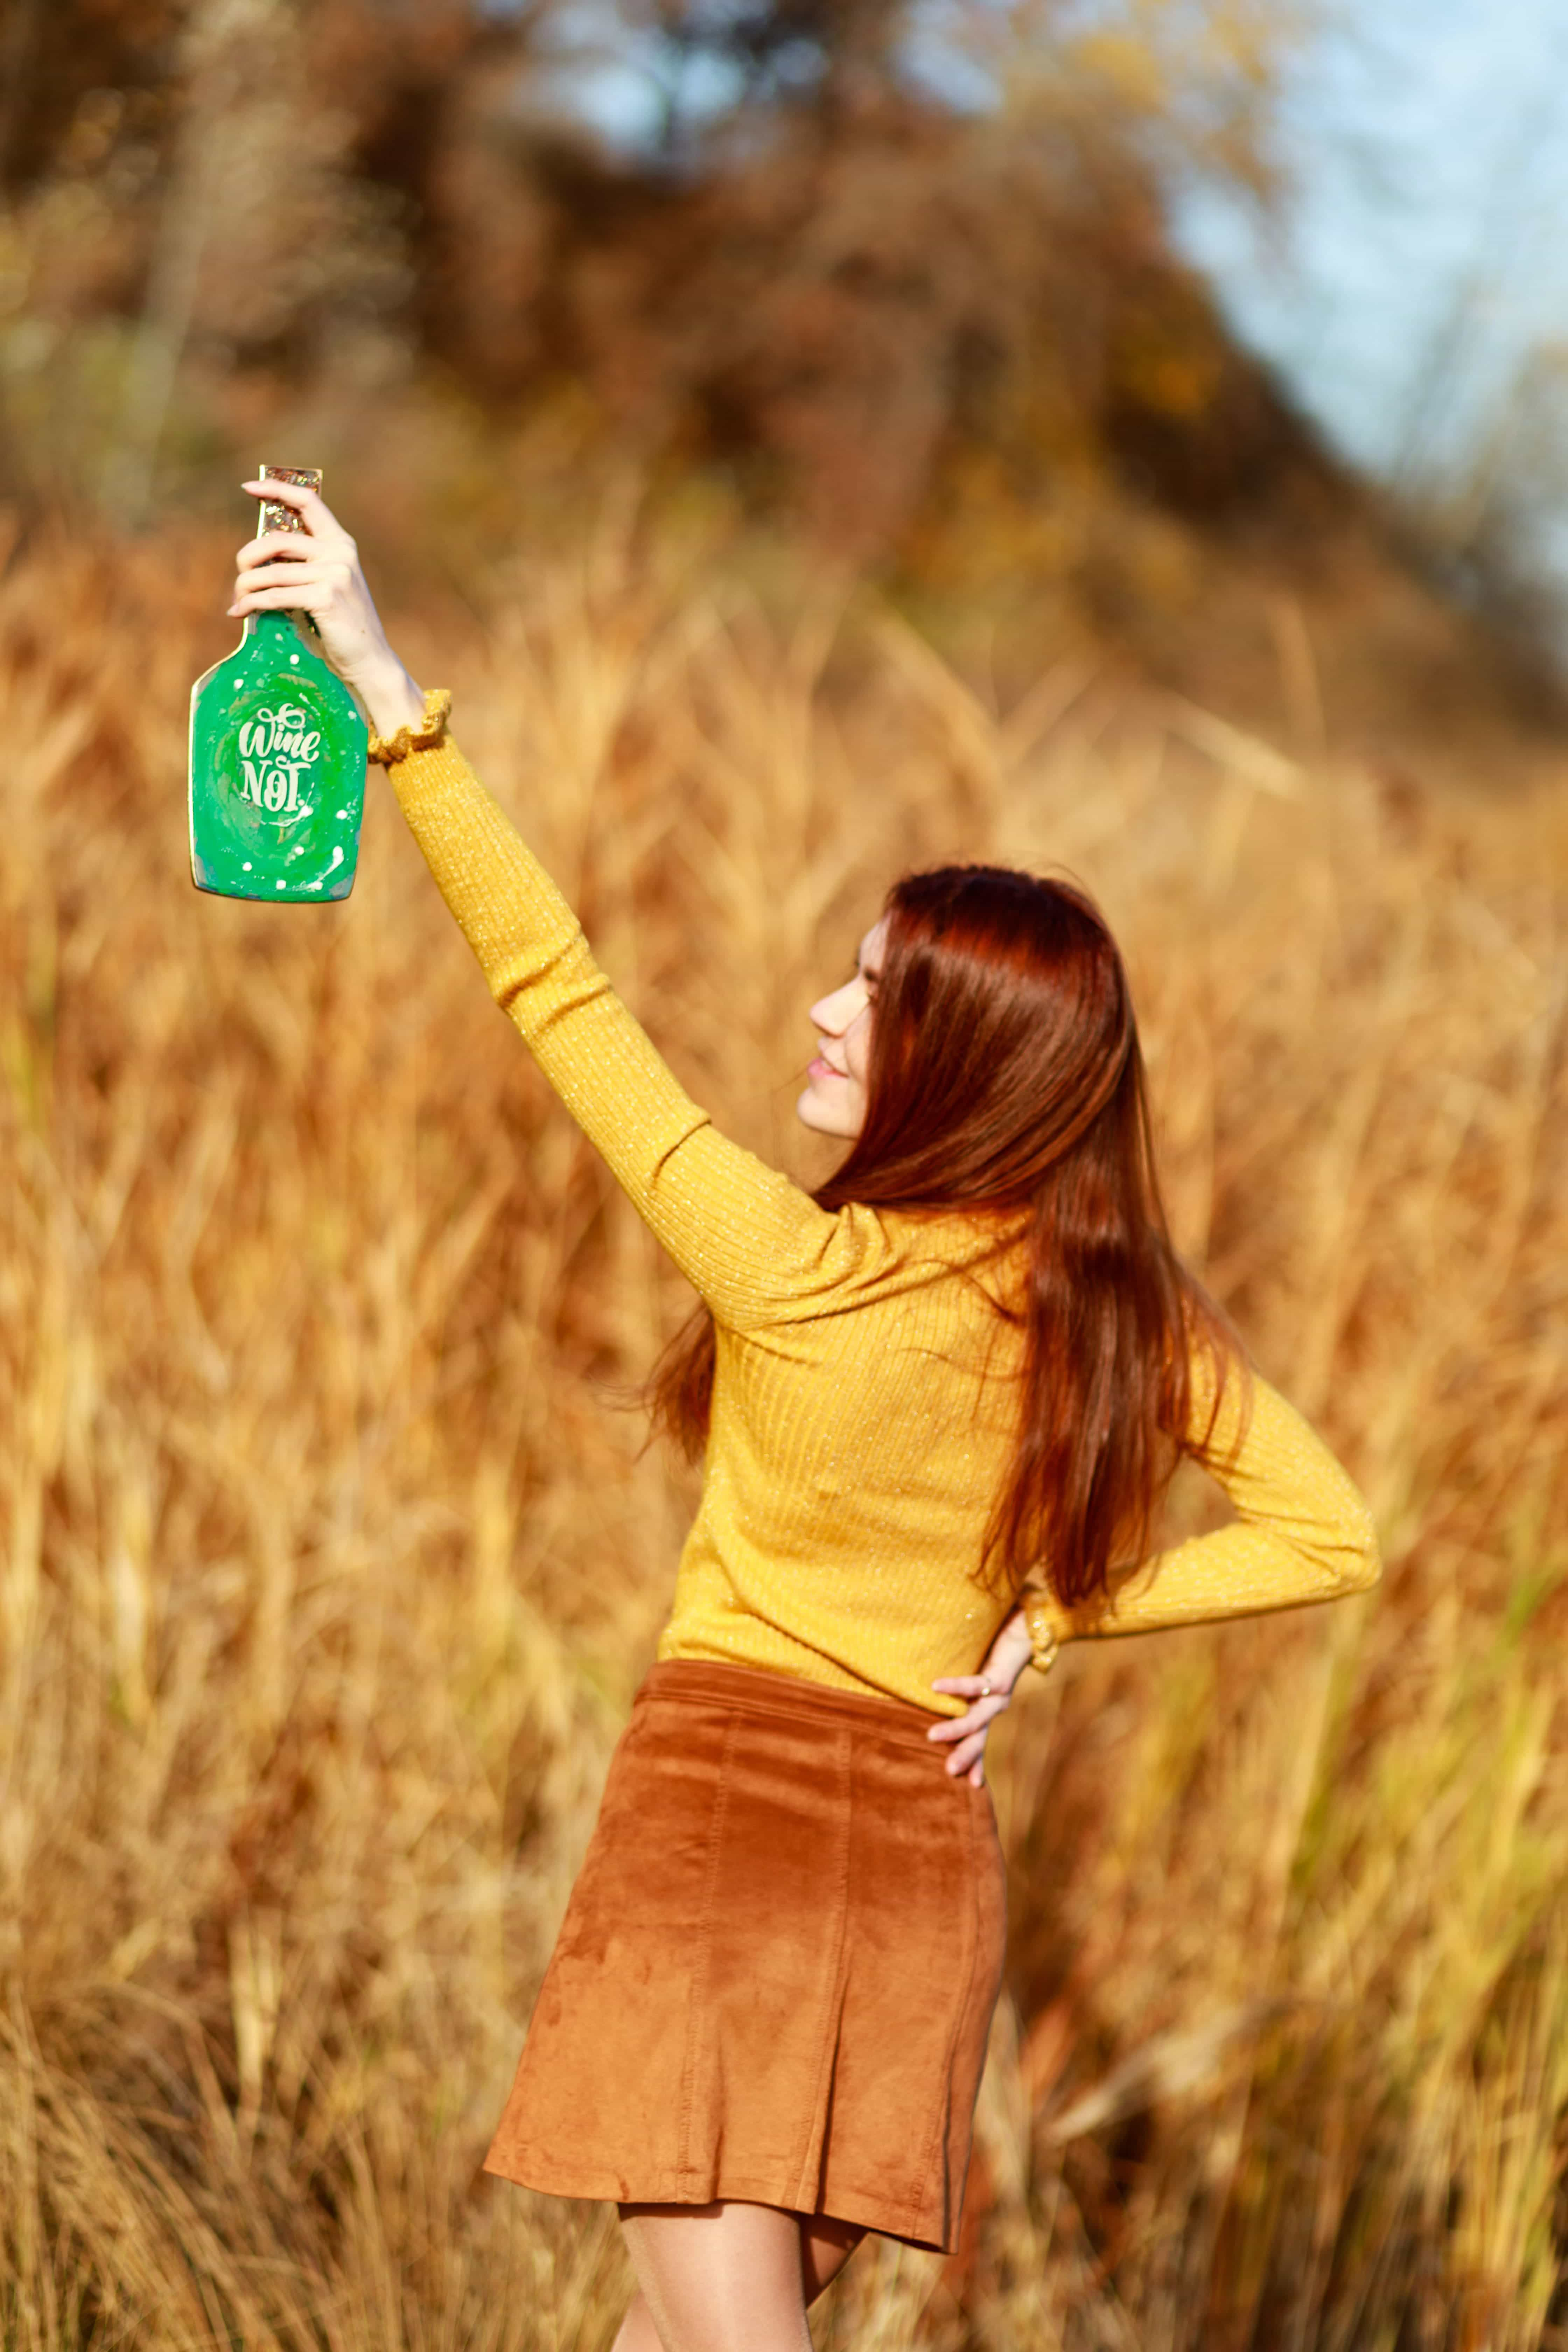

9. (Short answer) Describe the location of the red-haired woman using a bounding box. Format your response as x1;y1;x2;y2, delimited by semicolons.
230;487;1380;2352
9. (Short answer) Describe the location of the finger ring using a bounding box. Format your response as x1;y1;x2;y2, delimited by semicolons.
979;1679;992;1699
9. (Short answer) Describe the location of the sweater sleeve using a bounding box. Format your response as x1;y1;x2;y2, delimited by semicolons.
384;735;850;1326
1038;1364;1381;1645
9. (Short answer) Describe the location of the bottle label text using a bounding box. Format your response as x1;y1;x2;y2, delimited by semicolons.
235;703;322;814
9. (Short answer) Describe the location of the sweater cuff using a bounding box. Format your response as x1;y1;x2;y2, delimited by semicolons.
368;686;453;767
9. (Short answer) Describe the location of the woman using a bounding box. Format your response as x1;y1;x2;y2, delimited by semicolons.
229;482;1380;2352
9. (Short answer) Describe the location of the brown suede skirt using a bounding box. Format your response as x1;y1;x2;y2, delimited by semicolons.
483;1659;1007;2251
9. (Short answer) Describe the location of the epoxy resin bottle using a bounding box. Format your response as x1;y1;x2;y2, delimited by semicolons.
189;465;368;901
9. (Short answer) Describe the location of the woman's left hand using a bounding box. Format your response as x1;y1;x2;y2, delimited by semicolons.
928;1608;1034;1786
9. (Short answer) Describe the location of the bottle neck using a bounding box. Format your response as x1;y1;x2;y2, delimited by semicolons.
245;609;298;645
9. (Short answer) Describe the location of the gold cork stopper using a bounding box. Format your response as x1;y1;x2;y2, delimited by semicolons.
256;463;322;537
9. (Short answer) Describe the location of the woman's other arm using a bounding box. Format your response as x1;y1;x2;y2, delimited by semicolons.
1042;1366;1381;1644
929;1371;1379;1780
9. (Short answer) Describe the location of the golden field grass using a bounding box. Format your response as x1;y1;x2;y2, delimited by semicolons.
1;510;1565;2351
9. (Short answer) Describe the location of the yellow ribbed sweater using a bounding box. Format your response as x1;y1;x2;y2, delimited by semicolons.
386;736;1381;1713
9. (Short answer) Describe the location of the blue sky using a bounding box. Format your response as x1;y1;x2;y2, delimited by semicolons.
1170;0;1568;488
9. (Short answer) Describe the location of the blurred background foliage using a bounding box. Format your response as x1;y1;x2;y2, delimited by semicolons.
2;0;1560;721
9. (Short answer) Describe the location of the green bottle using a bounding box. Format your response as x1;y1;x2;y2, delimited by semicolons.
188;465;368;901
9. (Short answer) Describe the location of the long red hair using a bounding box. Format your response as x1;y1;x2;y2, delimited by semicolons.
650;863;1243;1609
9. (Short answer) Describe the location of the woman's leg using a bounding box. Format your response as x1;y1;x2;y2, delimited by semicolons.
799;2213;867;2302
612;2202;867;2352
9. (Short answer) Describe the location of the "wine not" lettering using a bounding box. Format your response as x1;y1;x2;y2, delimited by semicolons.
237;703;322;814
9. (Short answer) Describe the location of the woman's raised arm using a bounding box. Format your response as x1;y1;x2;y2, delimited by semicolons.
229;482;849;1327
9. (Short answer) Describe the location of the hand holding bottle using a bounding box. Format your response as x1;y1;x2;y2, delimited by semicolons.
229;476;425;742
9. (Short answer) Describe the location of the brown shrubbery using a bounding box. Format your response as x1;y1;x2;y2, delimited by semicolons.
0;0;1339;569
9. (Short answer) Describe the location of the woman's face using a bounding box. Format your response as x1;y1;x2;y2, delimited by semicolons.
797;917;887;1139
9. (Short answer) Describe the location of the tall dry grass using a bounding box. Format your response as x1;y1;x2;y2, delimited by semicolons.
0;510;1565;2350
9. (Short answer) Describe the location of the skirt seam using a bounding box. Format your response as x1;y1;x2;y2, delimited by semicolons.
790;1720;853;2212
676;1707;739;2192
910;1783;984;2232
